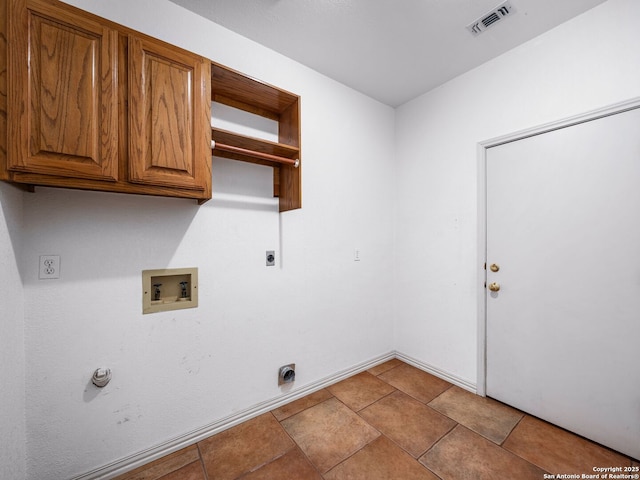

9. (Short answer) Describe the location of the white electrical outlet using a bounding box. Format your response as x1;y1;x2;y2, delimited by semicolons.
39;255;60;279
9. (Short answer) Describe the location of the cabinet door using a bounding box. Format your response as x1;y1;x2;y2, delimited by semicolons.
8;0;118;180
128;35;210;191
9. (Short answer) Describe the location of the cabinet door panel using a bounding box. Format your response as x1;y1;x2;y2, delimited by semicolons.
129;36;210;191
8;0;118;180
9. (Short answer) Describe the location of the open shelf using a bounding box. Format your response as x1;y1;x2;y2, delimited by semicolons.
211;64;298;120
211;127;299;168
211;62;301;212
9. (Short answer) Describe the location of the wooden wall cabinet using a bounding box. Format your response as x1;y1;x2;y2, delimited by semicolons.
1;0;212;203
211;62;301;212
128;35;211;195
0;0;301;209
7;0;119;182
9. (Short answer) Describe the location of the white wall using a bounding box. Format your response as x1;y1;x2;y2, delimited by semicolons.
0;183;26;479
22;1;395;478
15;0;640;477
394;0;640;386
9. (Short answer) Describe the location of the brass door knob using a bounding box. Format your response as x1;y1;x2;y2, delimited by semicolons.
488;282;500;292
490;263;500;272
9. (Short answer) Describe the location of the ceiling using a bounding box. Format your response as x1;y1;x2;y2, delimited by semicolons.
168;0;607;107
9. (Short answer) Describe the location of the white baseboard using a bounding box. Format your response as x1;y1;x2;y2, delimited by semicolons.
73;351;396;480
394;351;477;393
74;350;475;479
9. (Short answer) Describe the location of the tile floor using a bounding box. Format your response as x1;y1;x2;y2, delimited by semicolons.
115;359;639;480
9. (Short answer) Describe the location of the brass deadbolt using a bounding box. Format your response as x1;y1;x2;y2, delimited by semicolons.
490;263;500;272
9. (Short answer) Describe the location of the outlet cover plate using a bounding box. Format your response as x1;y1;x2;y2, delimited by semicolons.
39;255;60;279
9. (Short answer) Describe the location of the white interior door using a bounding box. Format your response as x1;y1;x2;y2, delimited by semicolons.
486;106;640;460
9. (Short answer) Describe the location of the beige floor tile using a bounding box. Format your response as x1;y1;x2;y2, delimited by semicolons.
428;387;523;444
503;415;631;474
271;389;334;421
157;461;206;480
241;448;323;480
327;371;396;411
420;425;546;480
378;363;452;403
199;413;294;480
280;397;380;473
324;436;440;480
367;358;403;376
360;390;456;457
113;445;200;480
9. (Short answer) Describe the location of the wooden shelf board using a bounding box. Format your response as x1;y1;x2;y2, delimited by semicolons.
211;62;298;117
212;127;299;159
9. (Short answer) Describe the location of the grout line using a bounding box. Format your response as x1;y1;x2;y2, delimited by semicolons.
419;421;459;461
459;423;552;475
272;410;323;476
288;444;322;478
501;412;637;471
500;410;526;447
195;442;210;480
359;387;398;412
272;389;336;422
301;395;383;475
426;383;454;407
368;359;403;377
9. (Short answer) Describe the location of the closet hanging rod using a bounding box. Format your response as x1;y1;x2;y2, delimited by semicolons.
211;141;299;168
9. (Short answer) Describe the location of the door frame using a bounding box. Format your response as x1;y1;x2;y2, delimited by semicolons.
475;96;640;397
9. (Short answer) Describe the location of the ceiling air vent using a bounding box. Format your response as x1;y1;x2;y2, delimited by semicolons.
467;1;515;36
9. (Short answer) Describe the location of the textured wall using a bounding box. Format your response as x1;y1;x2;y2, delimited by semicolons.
394;0;640;385
0;183;26;480
14;0;640;478
22;1;395;478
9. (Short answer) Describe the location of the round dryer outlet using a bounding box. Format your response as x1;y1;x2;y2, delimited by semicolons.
278;364;295;385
